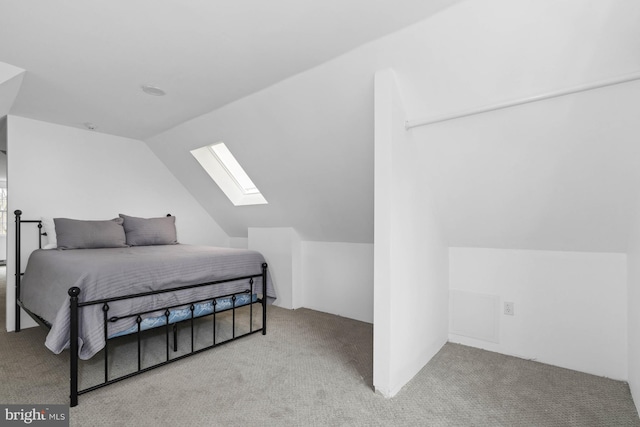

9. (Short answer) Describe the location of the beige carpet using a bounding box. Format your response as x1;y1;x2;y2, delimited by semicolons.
1;266;639;426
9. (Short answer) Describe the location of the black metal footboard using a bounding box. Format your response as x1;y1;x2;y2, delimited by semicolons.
14;210;268;407
68;264;268;407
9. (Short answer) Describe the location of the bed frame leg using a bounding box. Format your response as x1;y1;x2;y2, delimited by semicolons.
14;210;22;333
69;287;81;407
262;263;267;335
15;304;21;332
15;299;21;332
173;323;178;352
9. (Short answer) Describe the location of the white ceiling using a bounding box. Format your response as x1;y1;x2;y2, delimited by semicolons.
146;0;640;250
0;0;459;140
3;0;640;252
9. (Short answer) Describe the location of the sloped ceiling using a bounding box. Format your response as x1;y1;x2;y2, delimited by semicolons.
415;80;640;253
148;0;640;250
0;61;25;119
0;0;460;139
398;0;640;252
0;61;25;174
146;60;378;242
3;0;640;250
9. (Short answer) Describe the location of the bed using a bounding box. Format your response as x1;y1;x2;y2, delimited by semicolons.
13;210;274;406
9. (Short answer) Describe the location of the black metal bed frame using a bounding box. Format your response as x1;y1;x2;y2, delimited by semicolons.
13;210;268;407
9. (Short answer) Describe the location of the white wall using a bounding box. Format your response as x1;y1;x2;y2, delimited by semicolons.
247;228;373;321
0;122;6;262
301;241;373;324
229;237;248;249
628;211;640;413
449;247;627;380
0;63;21;265
248;227;302;310
247;231;374;322
373;69;449;397
6;116;229;331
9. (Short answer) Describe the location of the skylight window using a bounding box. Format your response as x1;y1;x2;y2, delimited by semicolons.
191;142;267;206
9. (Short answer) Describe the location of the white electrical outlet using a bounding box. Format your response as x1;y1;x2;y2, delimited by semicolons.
504;302;514;316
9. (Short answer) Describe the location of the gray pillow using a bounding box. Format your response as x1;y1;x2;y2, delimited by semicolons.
54;217;128;250
119;214;178;246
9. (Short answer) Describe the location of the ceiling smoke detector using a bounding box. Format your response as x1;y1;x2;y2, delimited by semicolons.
141;84;166;96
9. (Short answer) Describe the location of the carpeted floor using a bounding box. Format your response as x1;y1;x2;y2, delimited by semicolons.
1;266;639;426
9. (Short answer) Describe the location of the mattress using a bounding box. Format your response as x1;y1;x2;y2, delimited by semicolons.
20;244;274;359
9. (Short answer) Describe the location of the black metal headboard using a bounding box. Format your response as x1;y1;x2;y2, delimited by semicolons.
13;211;171;332
14;210;45;332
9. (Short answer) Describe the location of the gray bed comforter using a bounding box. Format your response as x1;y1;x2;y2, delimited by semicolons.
20;244;274;360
